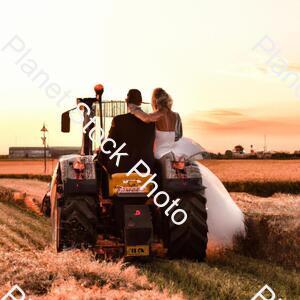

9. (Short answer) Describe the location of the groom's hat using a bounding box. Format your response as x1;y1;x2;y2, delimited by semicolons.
126;89;142;105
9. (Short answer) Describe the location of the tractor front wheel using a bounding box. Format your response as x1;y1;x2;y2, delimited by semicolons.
59;195;99;249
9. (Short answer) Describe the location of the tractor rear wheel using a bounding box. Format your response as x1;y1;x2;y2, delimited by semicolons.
59;195;99;249
167;191;208;261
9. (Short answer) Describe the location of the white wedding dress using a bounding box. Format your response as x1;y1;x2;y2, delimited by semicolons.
155;130;245;247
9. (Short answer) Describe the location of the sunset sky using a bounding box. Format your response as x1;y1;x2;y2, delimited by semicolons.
1;0;300;154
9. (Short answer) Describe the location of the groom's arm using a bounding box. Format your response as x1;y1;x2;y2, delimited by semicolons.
129;104;163;123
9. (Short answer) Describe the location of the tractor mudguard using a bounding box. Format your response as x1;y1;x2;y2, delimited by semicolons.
58;154;98;196
159;153;205;192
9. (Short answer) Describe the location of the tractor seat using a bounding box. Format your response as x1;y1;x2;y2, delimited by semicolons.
108;173;154;197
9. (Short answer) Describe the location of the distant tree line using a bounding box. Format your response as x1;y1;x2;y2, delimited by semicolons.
205;151;300;159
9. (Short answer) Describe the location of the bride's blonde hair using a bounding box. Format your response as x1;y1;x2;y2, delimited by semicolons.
152;88;173;111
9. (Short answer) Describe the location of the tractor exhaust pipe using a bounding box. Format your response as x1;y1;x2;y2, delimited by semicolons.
81;84;104;155
95;84;104;129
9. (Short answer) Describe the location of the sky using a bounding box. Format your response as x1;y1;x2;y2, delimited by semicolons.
1;0;300;154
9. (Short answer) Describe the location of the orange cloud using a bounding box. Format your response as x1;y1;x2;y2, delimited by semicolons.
200;109;244;118
184;109;300;136
286;63;300;73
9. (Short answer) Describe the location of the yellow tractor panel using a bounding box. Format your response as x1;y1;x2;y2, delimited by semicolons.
108;173;154;197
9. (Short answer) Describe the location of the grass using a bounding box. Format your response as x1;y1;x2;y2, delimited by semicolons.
224;180;300;196
139;253;300;300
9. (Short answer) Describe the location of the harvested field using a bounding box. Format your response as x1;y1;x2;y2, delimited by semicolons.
0;160;57;175
0;187;182;299
232;192;300;218
0;182;299;299
0;248;183;300
202;159;300;182
232;192;300;269
1;159;300;182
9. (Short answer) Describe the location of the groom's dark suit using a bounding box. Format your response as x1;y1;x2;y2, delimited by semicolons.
105;113;155;174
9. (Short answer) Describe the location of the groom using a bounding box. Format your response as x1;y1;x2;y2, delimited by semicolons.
104;89;156;174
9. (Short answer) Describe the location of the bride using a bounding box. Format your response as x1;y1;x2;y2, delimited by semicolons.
129;88;245;247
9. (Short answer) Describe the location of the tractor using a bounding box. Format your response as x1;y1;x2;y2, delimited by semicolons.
47;84;208;260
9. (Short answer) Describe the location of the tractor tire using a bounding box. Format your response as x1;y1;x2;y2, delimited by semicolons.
167;191;208;261
53;195;63;252
41;194;51;217
60;195;99;249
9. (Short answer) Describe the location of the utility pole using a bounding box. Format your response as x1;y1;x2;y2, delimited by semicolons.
41;123;48;173
264;135;267;153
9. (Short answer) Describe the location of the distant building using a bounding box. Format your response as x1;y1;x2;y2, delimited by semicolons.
256;151;272;159
9;147;80;159
47;147;81;158
9;147;51;158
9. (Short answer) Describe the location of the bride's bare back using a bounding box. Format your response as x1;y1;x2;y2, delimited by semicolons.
155;109;177;131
